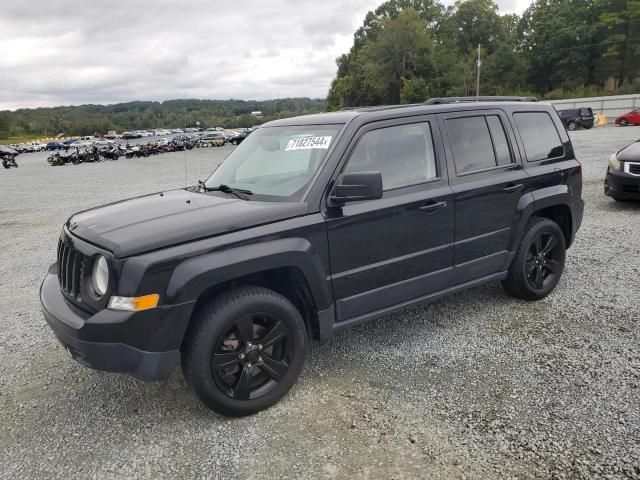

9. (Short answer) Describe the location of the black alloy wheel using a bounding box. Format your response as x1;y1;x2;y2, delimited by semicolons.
503;217;566;300
525;231;562;290
212;313;292;401
182;286;307;416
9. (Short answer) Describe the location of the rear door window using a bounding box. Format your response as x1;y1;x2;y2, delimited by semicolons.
513;112;564;162
486;116;512;166
446;115;513;174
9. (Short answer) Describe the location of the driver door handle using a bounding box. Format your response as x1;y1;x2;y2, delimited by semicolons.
419;201;447;213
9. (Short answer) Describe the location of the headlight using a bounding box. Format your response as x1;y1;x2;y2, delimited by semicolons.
608;153;621;171
92;255;109;296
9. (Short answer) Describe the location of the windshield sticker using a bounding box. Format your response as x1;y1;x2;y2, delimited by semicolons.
285;136;332;151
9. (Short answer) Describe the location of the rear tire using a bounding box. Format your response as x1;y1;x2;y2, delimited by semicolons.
567;121;577;131
503;217;566;300
182;286;307;416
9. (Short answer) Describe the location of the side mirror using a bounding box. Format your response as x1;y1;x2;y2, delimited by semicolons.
329;171;383;205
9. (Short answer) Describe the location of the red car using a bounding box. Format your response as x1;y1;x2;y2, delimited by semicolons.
615;108;640;126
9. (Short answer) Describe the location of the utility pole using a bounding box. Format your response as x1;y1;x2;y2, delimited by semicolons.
476;43;481;97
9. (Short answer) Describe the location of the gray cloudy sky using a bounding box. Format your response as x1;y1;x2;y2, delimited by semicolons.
0;0;532;110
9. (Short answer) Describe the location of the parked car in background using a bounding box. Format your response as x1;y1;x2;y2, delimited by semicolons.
46;141;67;150
62;139;78;146
199;132;225;147
605;140;640;201
69;140;93;149
14;144;34;153
228;130;252;145
615;108;640;126
122;132;142;140
28;142;46;151
556;108;594;130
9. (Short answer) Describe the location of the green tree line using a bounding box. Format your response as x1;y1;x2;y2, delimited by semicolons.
0;98;326;140
327;0;640;109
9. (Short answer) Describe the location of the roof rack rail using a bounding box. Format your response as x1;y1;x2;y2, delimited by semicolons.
424;96;538;105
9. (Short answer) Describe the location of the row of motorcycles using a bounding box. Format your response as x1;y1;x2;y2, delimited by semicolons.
1;146;19;169
46;139;202;166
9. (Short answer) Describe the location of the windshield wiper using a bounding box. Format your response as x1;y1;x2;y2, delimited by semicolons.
201;182;253;200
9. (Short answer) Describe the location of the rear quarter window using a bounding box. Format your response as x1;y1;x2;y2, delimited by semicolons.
513;112;564;162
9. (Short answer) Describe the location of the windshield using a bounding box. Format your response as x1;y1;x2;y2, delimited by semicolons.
205;124;342;201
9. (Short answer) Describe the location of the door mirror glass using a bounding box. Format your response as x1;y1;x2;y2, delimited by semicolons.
329;171;383;205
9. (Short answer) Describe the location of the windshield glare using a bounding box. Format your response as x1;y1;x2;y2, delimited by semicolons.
205;125;342;201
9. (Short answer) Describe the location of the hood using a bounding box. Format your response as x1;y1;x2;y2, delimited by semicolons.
617;141;640;162
68;189;307;258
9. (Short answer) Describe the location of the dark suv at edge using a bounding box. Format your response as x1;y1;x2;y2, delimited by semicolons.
556;107;594;130
40;97;584;416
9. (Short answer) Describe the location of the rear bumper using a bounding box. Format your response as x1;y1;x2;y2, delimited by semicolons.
40;265;195;381
605;168;640;200
569;199;584;246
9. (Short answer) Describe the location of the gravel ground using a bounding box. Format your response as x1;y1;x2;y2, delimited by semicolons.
1;128;639;479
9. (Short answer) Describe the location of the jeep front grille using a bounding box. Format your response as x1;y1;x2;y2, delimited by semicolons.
57;238;86;299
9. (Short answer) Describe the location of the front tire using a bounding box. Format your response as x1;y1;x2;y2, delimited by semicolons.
567;121;577;131
503;217;566;300
181;286;307;416
620;119;629;126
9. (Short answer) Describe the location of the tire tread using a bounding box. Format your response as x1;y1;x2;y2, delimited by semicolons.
181;286;306;416
503;217;565;300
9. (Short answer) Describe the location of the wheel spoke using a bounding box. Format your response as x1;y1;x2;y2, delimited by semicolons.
541;235;557;255
232;366;252;400
545;259;561;274
235;316;254;344
534;266;544;289
260;355;288;381
525;260;536;275
260;321;288;349
534;236;543;254
212;352;240;371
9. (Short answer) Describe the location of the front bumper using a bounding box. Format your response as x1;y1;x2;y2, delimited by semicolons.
605;168;640;200
40;265;195;381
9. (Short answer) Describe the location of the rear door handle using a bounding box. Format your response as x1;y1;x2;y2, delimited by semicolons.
502;183;524;193
419;201;447;213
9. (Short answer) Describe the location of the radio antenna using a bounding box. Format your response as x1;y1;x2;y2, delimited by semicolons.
184;90;188;187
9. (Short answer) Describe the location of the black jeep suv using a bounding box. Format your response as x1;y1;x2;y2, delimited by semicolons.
40;97;584;416
556;107;595;131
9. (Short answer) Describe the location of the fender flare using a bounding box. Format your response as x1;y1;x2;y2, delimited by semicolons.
165;237;332;309
509;185;571;250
